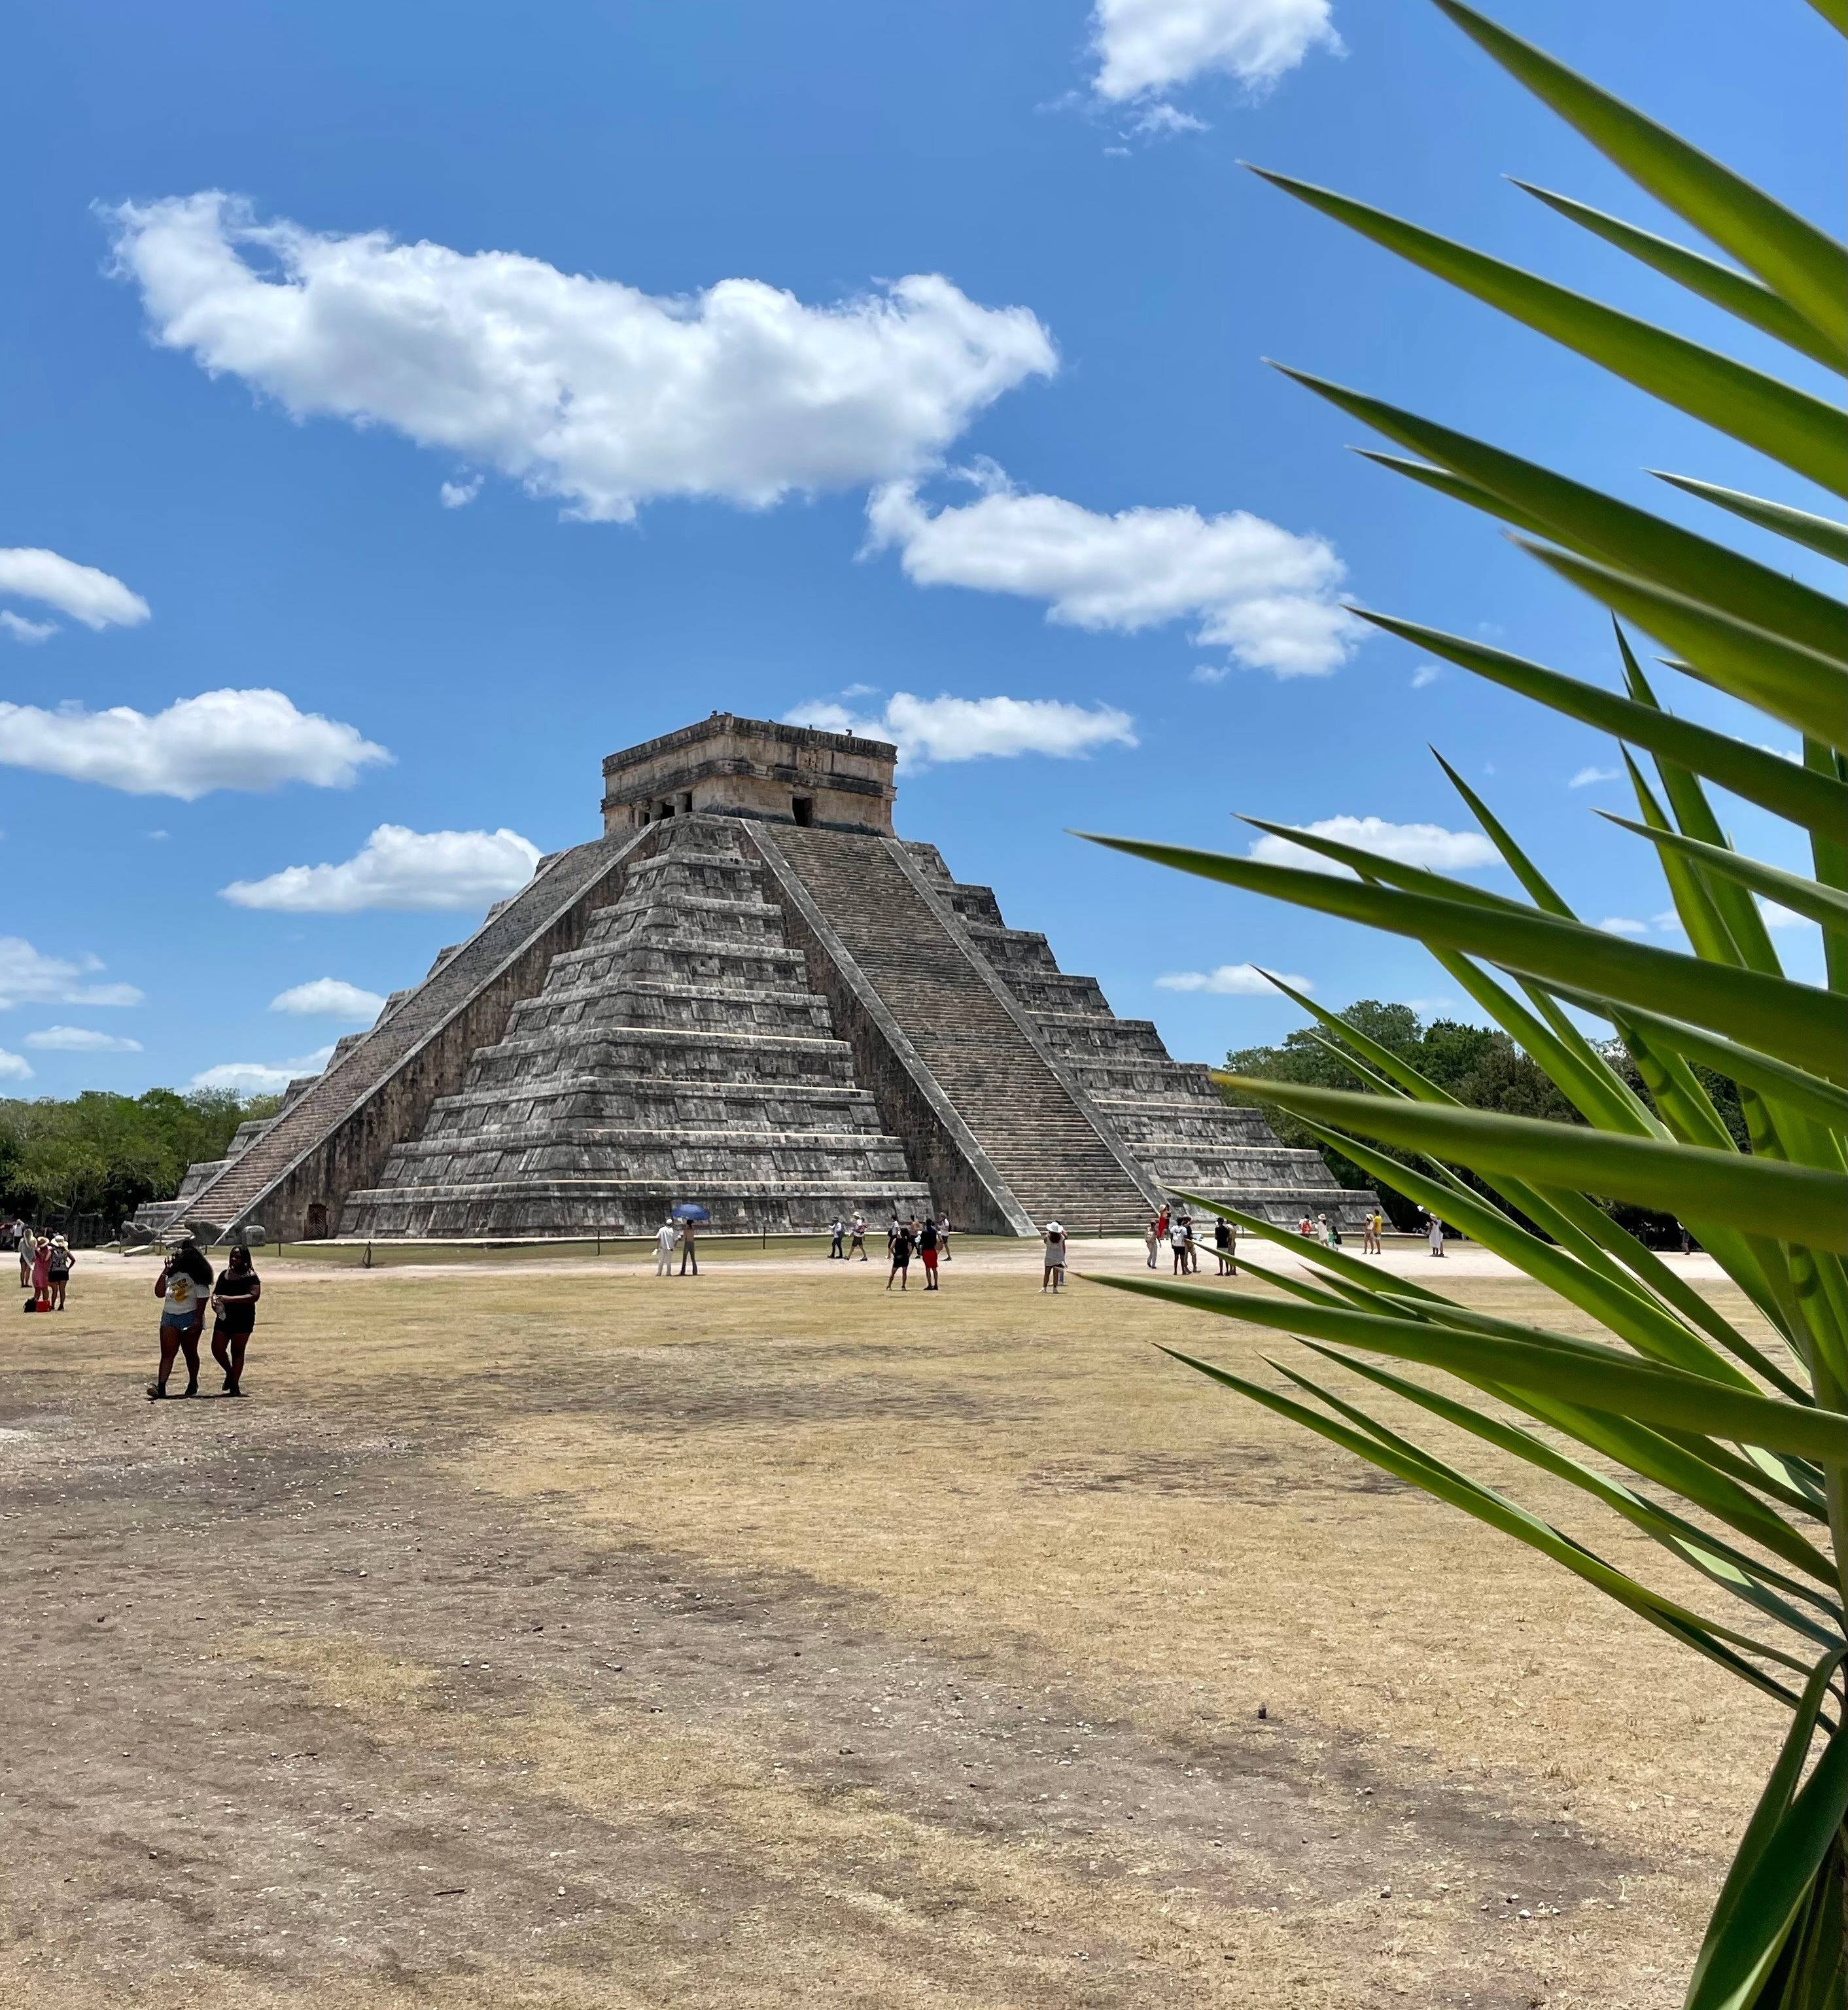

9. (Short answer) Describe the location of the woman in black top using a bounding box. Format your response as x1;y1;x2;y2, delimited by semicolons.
209;1245;262;1397
885;1222;913;1292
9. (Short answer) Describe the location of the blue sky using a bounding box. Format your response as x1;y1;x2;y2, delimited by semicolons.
2;0;1839;1095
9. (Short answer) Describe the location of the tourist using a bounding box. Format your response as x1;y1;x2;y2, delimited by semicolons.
678;1216;699;1277
46;1235;73;1311
14;1220;32;1290
937;1212;952;1261
1143;1216;1160;1269
654;1218;677;1276
29;1233;52;1311
1298;1214;1314;1239
1041;1218;1068;1294
828;1217;845;1260
1180;1212;1199;1274
1154;1204;1169;1248
848;1212;867;1261
149;1229;213;1398
1213;1216;1236;1277
1362;1210;1383;1256
1427;1212;1446;1258
886;1218;913;1292
1327;1214;1344;1251
208;1244;261;1397
918;1214;940;1290
1169;1212;1189;1275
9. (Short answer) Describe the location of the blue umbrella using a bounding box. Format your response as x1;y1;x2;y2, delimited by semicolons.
671;1203;710;1222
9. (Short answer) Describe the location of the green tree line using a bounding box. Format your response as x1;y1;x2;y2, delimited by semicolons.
0;1089;281;1227
1221;1001;1745;1241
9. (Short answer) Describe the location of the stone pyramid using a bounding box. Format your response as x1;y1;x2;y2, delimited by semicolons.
156;715;1374;1243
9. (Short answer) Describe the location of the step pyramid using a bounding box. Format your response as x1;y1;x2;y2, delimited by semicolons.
151;715;1377;1242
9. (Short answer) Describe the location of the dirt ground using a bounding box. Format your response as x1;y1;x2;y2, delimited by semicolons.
0;1238;1785;2008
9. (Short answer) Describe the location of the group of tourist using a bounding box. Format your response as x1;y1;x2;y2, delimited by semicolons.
652;1216;701;1277
1297;1209;1393;1254
1144;1207;1237;1277
880;1212;947;1291
10;1220;75;1311
147;1225;261;1400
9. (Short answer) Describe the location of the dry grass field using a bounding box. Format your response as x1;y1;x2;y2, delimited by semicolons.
0;1239;1787;2008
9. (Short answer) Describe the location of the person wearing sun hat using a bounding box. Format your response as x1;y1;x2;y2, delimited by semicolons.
46;1235;73;1311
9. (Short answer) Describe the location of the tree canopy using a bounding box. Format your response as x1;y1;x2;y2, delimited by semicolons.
1221;1001;1744;1239
0;1089;281;1229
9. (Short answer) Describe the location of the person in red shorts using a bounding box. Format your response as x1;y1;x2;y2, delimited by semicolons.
916;1214;940;1290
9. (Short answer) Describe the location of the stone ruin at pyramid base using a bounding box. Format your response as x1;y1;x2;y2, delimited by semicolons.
139;714;1378;1244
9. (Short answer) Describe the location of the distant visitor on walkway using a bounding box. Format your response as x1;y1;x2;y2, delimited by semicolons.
1041;1218;1067;1294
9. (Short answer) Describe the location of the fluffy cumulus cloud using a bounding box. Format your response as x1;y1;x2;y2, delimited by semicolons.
190;1046;334;1096
270;977;388;1019
0;938;142;1010
0;1049;31;1080
1247;816;1499;875
1089;0;1340;103
1568;765;1620;788
0;547;149;630
1155;962;1312;995
105;193;1057;522
22;1026;145;1052
865;473;1355;679
221;824;542;913
0;688;389;800
1598;916;1652;936
785;692;1136;770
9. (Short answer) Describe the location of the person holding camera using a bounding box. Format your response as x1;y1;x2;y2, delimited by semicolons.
149;1227;213;1399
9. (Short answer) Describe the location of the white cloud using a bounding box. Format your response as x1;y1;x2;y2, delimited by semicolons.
0;938;143;1010
105;192;1057;523
1191;662;1230;685
1247;816;1499;875
1758;897;1813;931
1;611;58;644
1409;662;1441;690
438;474;483;509
221;823;541;913
0;688;390;800
23;1026;144;1052
189;1045;334;1096
0;547;149;629
270;977;387;1019
0;1049;31;1082
1598;917;1652;936
1155;962;1312;994
1089;0;1339;103
1568;765;1620;788
865;472;1355;679
1652;910;1685;933
784;692;1136;770
1130;101;1209;136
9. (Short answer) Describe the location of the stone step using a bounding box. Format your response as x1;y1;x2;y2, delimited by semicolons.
763;828;1153;1229
340;817;933;1240
343;1174;936;1240
175;832;642;1229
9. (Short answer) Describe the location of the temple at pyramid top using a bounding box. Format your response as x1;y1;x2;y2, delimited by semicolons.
601;713;897;838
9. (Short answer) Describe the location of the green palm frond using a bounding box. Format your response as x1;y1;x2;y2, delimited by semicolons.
1082;7;1848;2001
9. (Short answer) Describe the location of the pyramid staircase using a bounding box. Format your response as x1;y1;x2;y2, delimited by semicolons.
756;827;1155;1233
